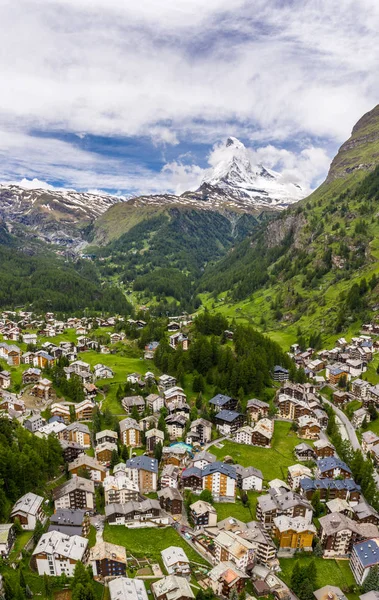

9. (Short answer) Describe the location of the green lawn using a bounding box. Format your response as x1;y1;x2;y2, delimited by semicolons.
9;530;34;561
210;421;309;482
279;557;358;599
78;349;159;415
88;525;97;548
215;491;259;522
103;524;208;566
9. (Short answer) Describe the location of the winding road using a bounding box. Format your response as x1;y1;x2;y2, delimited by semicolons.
321;396;361;451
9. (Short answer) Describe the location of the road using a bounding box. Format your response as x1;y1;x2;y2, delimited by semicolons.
322;396;361;451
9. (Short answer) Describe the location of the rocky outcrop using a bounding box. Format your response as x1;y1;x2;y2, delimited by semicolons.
326;104;379;182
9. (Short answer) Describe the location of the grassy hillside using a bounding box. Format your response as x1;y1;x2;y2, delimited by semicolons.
198;105;379;345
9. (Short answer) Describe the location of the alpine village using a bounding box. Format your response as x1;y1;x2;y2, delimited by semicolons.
3;14;379;600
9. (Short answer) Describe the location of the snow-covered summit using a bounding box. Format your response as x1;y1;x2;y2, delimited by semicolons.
201;137;305;208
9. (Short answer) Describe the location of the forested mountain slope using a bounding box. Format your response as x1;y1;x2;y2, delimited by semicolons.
199;104;379;341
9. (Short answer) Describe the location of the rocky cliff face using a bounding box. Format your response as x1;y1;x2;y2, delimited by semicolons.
326;104;379;182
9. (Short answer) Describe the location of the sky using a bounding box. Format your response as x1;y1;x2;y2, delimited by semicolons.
1;0;379;197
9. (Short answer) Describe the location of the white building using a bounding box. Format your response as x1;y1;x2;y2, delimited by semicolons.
109;578;148;600
32;530;88;576
161;546;190;578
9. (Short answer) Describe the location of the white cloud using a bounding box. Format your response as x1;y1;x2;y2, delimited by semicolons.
1;0;379;193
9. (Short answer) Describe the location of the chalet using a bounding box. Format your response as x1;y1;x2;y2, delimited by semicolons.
109;579;148;600
333;390;350;406
34;350;55;369
361;430;379;454
213;530;254;572
51;403;71;423
167;322;180;332
32;530;88;576
319;512;379;558
352;378;370;400
36;421;67;439
314;438;335;458
0;371;11;389
234;465;263;491
105;499;165;526
300;478;361;504
31;378;54;401
287;464;313;490
95;429;118;446
352;500;379;526
67;422;91;448
162;446;189;468
119;417;142;447
103;475;139;505
192;450;216;470
90;541;127;578
169;333;189;351
160;464;181;489
11;493;45;530
247;398;270;421
201;462;237;501
163;386;187;407
60;440;85;463
186;418;212;445
152;575;195;600
95;442;118;464
122;395;145;415
207;562;247;599
162;546;190;577
327;364;349;385
146;393;164;413
145;428;165;453
181;467;203;492
0;524;15;558
294;443;315;462
125;456;158;493
53;477;95;512
350;538;379;585
22;333;37;345
158;374;177;391
49;509;90;538
273;515;315;552
297;415;321;440
256;490;312;532
158;487;183;515
251;418;274;447
215;410;245;435
273;366;289;382
190;500;217;528
316;457;352;479
352;407;370;429
165;414;187;439
93;364;114;379
22;367;41;384
68;455;107;483
209;394;237;413
24;413;44;433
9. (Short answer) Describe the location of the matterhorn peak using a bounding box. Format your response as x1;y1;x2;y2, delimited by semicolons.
199;136;305;208
225;136;245;149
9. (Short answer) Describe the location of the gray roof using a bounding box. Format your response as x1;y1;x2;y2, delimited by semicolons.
52;477;95;500
216;409;242;423
209;394;233;407
157;487;183;501
202;461;237;480
353;538;379;568
126;455;158;473
234;464;263;480
317;457;351;474
11;492;44;517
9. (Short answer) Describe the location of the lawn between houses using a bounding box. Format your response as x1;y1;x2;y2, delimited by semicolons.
103;524;208;567
210;421;310;482
279;556;359;600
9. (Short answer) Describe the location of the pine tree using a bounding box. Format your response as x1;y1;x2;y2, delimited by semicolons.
290;561;302;593
362;565;379;592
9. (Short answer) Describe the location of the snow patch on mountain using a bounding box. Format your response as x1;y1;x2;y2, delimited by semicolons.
201;137;305;207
